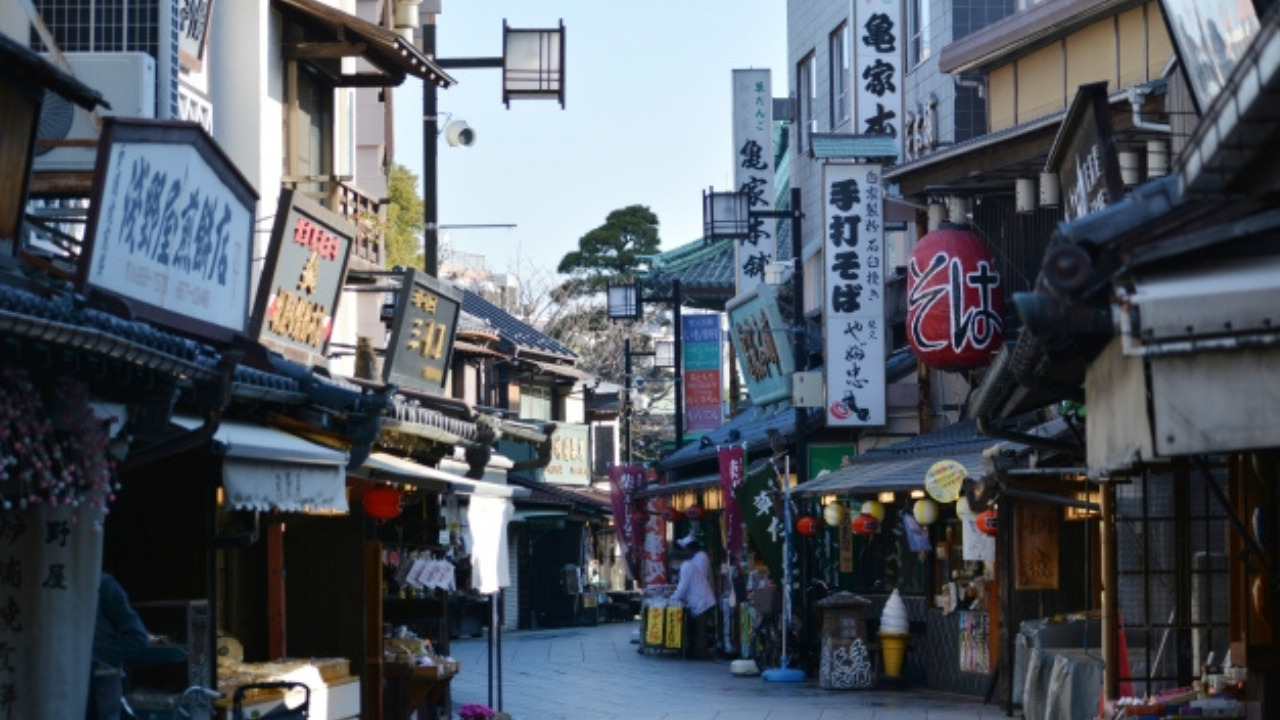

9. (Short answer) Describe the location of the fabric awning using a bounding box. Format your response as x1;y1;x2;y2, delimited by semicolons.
173;416;350;513
358;452;529;498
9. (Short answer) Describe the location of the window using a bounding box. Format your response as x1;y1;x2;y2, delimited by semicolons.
31;0;162;55
830;23;851;128
283;19;335;200
519;384;552;421
797;53;815;150
908;0;932;68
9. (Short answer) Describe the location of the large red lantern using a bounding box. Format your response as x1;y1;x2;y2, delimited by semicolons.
685;504;705;521
363;486;402;521
975;509;998;536
796;516;820;537
906;223;1005;369
661;506;680;522
851;514;880;536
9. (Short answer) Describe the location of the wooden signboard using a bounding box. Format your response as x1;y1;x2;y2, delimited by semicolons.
1014;503;1060;590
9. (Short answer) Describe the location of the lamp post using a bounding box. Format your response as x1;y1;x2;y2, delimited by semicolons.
704;186;808;682
608;279;684;457
411;5;565;277
620;336;677;463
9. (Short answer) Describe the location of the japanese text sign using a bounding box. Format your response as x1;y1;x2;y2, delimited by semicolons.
251;189;353;368
80;119;256;343
854;0;903;158
682;315;723;433
544;423;591;486
732;68;776;294
383;269;462;394
822;163;886;426
1046;82;1124;223
726;283;795;408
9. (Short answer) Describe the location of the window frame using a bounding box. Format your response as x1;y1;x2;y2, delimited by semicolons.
830;23;851;128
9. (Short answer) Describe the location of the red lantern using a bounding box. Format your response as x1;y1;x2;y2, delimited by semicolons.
851;514;880;536
796;516;820;537
684;504;705;521
976;509;998;536
363;486;402;521
906;223;1005;369
661;506;680;522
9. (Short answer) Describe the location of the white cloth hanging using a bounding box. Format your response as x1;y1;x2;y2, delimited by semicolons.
467;495;513;594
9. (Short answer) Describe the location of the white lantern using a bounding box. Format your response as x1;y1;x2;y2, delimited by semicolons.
913;498;940;526
861;500;885;522
822;502;846;527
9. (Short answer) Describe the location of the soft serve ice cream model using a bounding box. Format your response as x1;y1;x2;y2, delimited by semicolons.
879;589;910;677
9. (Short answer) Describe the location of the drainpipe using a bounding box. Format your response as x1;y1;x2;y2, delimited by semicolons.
1128;86;1171;133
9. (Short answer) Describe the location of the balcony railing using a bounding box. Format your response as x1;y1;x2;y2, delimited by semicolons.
282;175;386;267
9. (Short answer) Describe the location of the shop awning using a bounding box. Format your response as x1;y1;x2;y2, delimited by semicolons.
173;416;350;514
358;452;529;498
795;450;993;496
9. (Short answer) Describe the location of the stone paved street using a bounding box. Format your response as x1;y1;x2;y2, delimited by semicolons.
447;621;1011;720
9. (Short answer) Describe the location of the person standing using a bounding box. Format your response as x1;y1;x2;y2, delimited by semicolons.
669;534;716;659
87;573;149;720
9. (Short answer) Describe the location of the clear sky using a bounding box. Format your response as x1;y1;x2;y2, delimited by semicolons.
392;1;789;280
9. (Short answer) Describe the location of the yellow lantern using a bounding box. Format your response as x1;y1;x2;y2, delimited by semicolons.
913;498;940;526
822;501;846;527
861;499;885;522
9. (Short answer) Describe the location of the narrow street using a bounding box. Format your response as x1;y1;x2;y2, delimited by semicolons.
447;621;1009;720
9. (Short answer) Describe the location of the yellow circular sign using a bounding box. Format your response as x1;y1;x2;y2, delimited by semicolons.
924;460;968;503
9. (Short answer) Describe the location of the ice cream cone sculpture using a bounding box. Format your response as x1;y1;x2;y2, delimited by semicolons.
879;589;911;678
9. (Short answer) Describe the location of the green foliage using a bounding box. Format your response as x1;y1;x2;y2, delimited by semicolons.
556;205;661;293
384;164;424;270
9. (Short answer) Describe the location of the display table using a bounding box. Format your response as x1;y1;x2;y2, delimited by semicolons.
383;663;455;720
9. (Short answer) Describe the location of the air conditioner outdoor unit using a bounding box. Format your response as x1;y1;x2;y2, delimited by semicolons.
34;52;157;175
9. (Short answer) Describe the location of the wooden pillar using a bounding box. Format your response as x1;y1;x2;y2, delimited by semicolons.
267;522;287;659
1101;481;1119;701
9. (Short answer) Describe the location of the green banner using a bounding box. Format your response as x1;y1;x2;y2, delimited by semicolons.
733;461;785;581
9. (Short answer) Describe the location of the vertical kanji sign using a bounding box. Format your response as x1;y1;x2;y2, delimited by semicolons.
823;163;886;427
854;0;903;159
731;68;776;295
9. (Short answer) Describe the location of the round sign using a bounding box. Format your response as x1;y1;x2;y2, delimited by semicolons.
633;375;646;389
924;460;967;503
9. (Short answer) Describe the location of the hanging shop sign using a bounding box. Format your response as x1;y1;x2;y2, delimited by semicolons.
1045;82;1125;223
543;423;590;486
924;459;967;503
733;461;785;581
822;162;886;426
853;0;903;157
682;314;723;433
383;268;462;395
79;118;256;343
1014;503;1060;590
1157;0;1260;114
731;68;776;295
717;444;746;559
727;283;795;407
250;189;353;367
906;224;1004;369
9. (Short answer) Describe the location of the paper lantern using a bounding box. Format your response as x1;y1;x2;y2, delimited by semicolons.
913;498;940;526
363;486;402;521
861;500;885;522
851;514;880;536
906;223;1005;369
661;506;680;522
975;509;998;536
956;495;977;521
796;516;820;537
685;504;705;521
822;502;846;527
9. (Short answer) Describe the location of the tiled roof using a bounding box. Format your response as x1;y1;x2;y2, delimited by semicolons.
461;289;576;360
639;238;735;306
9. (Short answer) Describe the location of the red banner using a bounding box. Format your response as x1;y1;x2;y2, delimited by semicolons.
607;464;647;582
718;445;746;560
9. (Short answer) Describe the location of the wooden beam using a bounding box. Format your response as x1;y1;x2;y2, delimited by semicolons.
283;41;368;60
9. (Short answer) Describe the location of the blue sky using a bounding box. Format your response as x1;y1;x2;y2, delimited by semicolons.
392;1;789;280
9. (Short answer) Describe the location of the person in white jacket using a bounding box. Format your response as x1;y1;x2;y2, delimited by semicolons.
669;533;716;658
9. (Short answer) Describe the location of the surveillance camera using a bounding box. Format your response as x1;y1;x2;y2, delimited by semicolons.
444;120;476;147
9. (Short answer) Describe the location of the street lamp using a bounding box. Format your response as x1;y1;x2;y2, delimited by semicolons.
703;186;809;682
402;2;566;277
608;279;684;458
